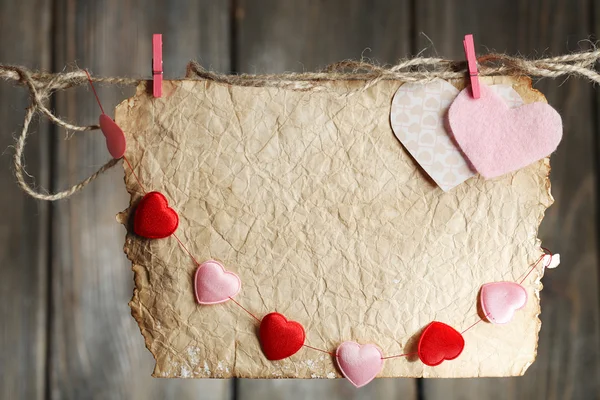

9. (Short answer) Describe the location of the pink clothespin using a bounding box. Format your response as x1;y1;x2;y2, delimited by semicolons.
152;34;163;98
463;34;480;99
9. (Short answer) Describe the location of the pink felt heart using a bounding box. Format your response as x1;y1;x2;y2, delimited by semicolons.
480;282;528;324
336;341;383;388
194;260;241;304
99;114;126;159
391;80;524;191
448;83;562;178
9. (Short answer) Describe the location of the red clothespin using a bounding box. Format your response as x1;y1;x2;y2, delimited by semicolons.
152;34;163;98
463;34;480;99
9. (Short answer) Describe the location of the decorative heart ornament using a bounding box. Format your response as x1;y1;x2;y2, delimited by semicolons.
480;282;528;324
418;321;465;366
544;253;561;269
390;79;523;191
448;83;562;178
259;312;305;360
194;260;241;304
133;191;179;239
99;114;126;158
336;341;384;388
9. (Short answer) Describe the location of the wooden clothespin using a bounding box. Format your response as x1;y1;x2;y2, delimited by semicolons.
463;34;480;99
152;34;163;98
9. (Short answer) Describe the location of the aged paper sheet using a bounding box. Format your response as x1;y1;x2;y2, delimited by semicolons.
116;76;552;378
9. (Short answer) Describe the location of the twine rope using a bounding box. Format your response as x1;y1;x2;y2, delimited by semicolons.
2;49;599;201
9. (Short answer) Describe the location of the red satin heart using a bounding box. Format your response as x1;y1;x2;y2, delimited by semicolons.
418;321;465;366
259;312;305;360
133;191;179;239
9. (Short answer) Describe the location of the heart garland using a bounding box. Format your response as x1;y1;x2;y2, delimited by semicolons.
115;78;559;387
134;189;554;385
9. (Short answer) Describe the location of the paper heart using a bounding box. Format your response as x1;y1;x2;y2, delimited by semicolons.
99;114;126;159
418;321;464;366
448;83;562;178
480;282;527;324
336;341;383;388
390;79;524;191
259;312;305;360
194;260;241;304
133;191;179;239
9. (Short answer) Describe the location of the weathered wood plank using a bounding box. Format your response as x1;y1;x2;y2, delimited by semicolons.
0;1;51;399
50;1;231;399
415;1;600;399
234;1;417;398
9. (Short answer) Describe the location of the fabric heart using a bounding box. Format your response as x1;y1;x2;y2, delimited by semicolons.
194;260;241;304
133;191;179;239
480;282;527;324
336;341;383;388
99;114;126;159
544;253;561;269
259;312;305;360
418;321;465;366
390;79;524;191
448;83;562;178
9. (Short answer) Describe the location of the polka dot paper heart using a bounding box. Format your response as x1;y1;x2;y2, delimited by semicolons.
448;83;562;178
259;312;305;361
390;79;524;191
480;282;528;324
194;260;241;305
418;321;465;366
99;114;126;159
133;191;179;239
336;341;384;388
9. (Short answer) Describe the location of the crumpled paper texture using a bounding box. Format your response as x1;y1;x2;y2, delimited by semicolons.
116;76;552;379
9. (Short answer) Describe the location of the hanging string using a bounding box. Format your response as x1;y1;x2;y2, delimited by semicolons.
2;46;599;201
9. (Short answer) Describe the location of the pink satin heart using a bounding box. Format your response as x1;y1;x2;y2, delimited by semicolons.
480;282;528;324
194;260;241;304
99;114;126;159
336;341;383;388
448;83;562;178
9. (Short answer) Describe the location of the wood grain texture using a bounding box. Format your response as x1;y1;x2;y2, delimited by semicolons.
235;0;412;72
1;1;598;399
49;1;231;399
0;1;51;400
234;1;417;398
416;1;600;399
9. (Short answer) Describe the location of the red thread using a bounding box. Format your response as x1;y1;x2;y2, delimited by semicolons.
123;156;147;194
461;316;485;335
172;233;201;266
84;69;105;115
303;344;335;356
381;351;417;360
229;296;262;323
518;251;552;285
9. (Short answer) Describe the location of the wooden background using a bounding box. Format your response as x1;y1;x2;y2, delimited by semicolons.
0;0;598;399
